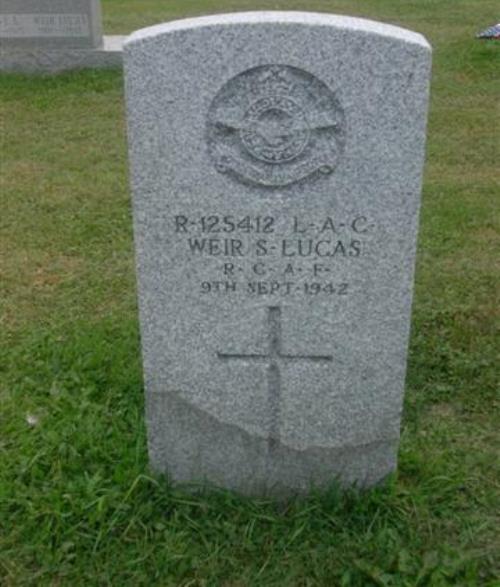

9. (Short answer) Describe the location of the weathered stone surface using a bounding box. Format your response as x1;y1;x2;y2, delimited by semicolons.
0;0;124;72
124;12;431;496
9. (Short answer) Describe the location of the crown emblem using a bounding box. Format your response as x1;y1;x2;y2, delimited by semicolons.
256;66;294;96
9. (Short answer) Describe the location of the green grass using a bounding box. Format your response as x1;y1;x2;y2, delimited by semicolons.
1;1;499;584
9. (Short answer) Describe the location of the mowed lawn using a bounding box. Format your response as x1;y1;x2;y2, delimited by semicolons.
1;0;499;585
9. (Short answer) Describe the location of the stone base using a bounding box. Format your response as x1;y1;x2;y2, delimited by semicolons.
0;35;125;73
146;390;399;497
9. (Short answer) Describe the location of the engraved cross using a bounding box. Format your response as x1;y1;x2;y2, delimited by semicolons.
217;306;332;451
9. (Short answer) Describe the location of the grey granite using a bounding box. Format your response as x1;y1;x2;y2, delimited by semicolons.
0;0;124;73
124;12;431;496
0;0;102;49
0;35;124;73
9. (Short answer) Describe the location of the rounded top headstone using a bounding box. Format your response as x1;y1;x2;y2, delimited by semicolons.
124;11;430;51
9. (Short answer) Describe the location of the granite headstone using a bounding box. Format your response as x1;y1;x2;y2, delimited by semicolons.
0;0;124;72
124;12;431;496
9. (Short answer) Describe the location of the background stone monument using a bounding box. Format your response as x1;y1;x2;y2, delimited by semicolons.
0;0;124;72
124;12;432;496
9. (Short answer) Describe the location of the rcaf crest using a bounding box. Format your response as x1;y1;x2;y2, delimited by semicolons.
207;65;346;187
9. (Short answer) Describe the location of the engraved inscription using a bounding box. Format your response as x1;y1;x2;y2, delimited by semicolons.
170;212;375;297
0;14;90;38
218;306;332;450
207;65;346;187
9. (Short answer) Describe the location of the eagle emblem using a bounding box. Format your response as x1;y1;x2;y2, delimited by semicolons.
207;65;345;187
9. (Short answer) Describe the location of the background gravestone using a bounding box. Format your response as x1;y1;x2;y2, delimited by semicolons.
0;0;124;72
124;12;432;496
